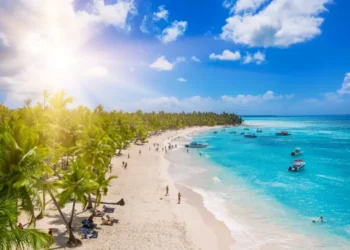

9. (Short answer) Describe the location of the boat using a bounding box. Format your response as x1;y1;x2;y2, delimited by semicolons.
291;148;303;156
256;129;263;133
244;128;249;130
185;142;208;148
276;131;291;136
244;133;257;138
229;131;237;134
288;160;305;172
213;131;218;134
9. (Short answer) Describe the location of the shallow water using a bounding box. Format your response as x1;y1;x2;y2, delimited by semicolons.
167;116;350;249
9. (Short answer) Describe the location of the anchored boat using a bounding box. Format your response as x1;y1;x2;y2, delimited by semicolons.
288;160;305;172
244;133;257;138
291;148;303;156
276;131;291;136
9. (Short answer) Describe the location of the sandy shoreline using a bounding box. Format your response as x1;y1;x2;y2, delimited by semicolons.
36;126;234;250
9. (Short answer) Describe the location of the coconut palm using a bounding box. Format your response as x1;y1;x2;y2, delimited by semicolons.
0;192;52;250
54;159;98;247
0;120;50;225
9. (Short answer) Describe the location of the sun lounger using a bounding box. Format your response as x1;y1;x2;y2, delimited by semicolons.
102;205;115;213
80;228;98;239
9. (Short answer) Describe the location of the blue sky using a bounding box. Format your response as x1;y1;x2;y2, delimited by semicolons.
0;0;349;115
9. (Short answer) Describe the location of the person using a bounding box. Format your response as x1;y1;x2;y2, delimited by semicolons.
187;149;189;153
124;162;128;169
199;152;202;156
149;146;151;151
122;161;125;167
320;216;324;222
109;164;112;173
128;153;130;159
178;192;181;204
48;229;53;237
165;186;169;196
18;223;24;229
139;150;141;155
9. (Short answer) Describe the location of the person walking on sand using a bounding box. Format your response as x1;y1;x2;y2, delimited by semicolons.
124;162;128;169
165;186;169;196
178;192;181;204
139;150;141;155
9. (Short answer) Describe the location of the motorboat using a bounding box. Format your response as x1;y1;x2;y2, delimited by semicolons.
256;129;263;133
244;133;257;138
276;131;291;136
185;142;208;148
288;160;305;172
244;128;250;130
229;131;237;134
213;131;218;134
291;148;303;156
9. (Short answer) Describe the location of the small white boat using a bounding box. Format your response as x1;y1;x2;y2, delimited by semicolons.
288;160;305;172
291;148;303;156
185;142;207;148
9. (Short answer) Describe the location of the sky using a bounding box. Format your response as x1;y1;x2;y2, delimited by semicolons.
0;0;349;115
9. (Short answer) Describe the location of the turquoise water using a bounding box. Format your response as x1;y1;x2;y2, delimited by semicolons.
167;116;350;249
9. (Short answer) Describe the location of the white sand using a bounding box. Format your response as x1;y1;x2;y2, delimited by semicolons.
33;127;234;250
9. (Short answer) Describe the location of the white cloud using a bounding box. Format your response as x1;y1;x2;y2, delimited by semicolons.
337;73;350;95
174;56;186;64
191;56;201;62
89;0;136;29
159;21;187;44
243;53;253;64
221;0;331;47
140;16;149;34
177;77;187;82
209;50;241;61
324;92;342;103
150;56;173;71
149;56;185;71
233;0;268;13
221;90;287;104
153;5;169;21
0;32;9;47
223;0;235;10
243;51;266;64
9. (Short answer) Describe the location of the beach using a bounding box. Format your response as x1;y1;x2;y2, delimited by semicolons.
36;126;234;250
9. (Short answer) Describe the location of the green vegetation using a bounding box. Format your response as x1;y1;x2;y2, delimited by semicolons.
0;90;242;249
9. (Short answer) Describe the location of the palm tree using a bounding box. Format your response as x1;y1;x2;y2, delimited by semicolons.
43;89;50;109
24;99;32;108
0;120;50;225
55;159;98;247
0;192;52;250
92;169;118;210
49;90;73;110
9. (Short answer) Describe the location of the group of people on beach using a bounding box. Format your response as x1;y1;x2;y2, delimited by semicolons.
165;186;181;204
312;216;325;223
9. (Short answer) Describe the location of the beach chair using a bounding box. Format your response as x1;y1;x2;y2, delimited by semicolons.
81;219;97;229
102;205;115;213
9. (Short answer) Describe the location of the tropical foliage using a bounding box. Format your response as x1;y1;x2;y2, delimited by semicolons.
0;90;242;248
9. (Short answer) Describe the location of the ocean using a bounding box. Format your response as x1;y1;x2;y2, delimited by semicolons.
167;116;350;250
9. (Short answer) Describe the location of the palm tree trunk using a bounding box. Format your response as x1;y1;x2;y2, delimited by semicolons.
66;199;82;247
47;189;69;226
86;193;93;209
